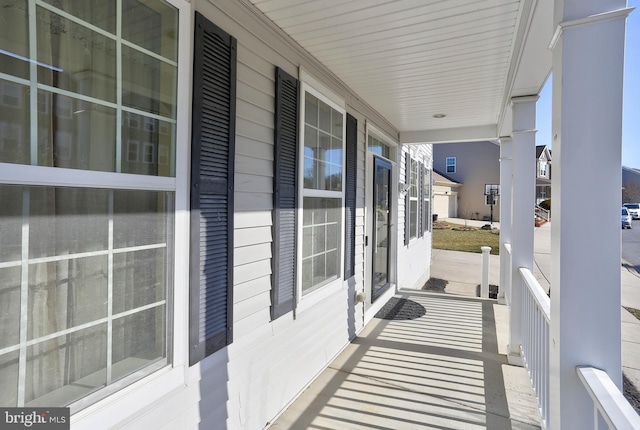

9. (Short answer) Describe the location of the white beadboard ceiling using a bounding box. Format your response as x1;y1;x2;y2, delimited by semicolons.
247;0;552;143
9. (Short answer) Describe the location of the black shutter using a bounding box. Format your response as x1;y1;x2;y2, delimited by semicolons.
404;152;411;246
272;68;298;320
189;12;236;365
419;162;424;237
344;113;357;279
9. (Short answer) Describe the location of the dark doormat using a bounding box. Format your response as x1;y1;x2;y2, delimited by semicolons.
374;297;426;320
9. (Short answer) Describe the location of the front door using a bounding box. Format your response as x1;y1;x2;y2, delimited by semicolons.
371;157;392;301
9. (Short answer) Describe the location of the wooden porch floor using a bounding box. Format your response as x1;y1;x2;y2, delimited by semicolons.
270;291;541;430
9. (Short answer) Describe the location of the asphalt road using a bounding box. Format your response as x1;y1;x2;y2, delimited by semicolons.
623;219;640;272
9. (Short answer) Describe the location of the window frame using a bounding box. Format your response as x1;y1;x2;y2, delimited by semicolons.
409;156;419;240
0;0;190;413
296;81;346;309
446;157;456;173
423;167;432;233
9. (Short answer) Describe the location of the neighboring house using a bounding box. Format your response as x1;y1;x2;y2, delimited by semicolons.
623;166;640;203
433;141;501;222
536;145;552;204
432;171;462;219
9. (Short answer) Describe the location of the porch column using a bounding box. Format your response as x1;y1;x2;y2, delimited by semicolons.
498;137;512;306
508;96;538;365
549;1;631;428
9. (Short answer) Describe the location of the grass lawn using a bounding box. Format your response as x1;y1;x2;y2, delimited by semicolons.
432;222;500;255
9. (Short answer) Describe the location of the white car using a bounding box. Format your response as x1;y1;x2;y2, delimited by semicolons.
622;207;633;229
623;203;640;220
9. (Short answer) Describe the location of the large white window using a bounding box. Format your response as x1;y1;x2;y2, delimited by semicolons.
0;0;178;410
300;88;345;296
409;157;418;239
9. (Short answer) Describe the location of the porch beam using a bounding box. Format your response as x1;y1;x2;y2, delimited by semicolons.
549;1;631;428
508;96;538;365
399;125;497;145
499;137;513;305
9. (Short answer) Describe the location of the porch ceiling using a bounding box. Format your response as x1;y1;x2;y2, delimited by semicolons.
246;0;552;143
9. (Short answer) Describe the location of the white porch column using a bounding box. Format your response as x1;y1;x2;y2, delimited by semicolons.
508;96;538;365
549;1;631;428
499;137;513;306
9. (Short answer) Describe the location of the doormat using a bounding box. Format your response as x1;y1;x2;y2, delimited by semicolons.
374;298;426;320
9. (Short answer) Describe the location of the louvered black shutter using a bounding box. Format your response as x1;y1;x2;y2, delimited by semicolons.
404;152;411;246
189;12;236;365
272;68;298;320
419;162;424;237
344;114;357;280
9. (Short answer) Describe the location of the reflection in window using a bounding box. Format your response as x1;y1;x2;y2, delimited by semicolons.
0;185;173;408
0;0;177;177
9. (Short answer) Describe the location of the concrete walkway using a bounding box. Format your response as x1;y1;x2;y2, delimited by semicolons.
270;291;541;430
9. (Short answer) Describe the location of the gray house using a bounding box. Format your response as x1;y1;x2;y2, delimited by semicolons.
623;166;640;202
433;141;501;222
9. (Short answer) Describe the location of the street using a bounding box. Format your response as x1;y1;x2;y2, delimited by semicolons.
623;219;640;272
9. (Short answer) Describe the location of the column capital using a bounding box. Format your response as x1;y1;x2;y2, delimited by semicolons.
549;7;634;50
510;95;539;106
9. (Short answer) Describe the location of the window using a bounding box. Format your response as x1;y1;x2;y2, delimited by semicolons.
301;88;345;296
446;157;456;173
539;161;547;177
0;0;178;410
423;168;431;233
409;157;418;239
368;135;390;159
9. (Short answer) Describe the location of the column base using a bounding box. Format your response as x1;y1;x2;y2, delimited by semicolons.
507;345;524;367
497;291;508;305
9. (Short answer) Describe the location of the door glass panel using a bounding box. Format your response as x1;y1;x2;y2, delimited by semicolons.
372;157;392;300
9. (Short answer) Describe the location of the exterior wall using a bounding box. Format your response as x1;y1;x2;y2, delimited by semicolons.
397;144;433;291
69;1;429;429
433;141;501;222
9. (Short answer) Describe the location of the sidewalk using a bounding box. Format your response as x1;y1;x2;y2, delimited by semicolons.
431;221;640;394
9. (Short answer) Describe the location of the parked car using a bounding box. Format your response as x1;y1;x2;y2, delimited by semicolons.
623;203;640;219
622;207;633;229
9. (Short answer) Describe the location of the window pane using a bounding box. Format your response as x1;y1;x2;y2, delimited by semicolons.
37;8;117;102
0;80;30;164
0;1;29;79
0;351;19;407
113;190;170;248
41;0;116;33
28;256;109;340
303;92;344;191
302;197;341;294
0;268;21;350
122;0;178;61
410;200;417;238
305;93;318;127
112;305;165;382
28;187;110;259
0;185;172;408
26;324;108;406
113;249;166;314
122;45;177;118
37;92;117;171
122;113;175;176
0;185;24;262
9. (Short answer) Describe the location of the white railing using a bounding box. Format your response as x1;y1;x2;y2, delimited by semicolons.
577;366;640;430
519;267;551;429
535;205;551;221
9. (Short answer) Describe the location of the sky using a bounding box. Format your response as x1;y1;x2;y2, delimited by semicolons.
535;0;640;168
